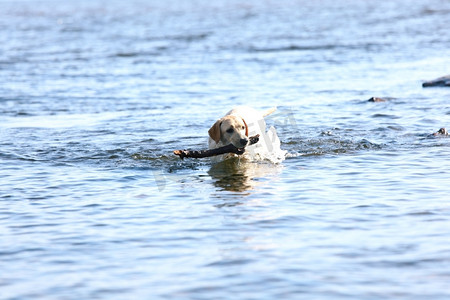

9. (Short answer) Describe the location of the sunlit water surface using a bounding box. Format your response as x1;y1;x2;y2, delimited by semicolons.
1;0;450;299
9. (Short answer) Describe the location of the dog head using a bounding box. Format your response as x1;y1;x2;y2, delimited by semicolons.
208;115;248;148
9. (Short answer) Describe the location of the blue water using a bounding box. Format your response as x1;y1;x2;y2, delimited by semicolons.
1;0;450;299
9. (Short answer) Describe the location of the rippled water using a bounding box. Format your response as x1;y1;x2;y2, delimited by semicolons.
1;0;450;299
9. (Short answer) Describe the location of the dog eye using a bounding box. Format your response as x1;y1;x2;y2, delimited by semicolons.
241;126;245;129
226;128;234;133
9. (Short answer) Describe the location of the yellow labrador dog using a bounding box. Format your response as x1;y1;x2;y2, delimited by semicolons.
208;106;283;163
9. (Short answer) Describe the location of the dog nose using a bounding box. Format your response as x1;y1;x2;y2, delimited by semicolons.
240;138;248;146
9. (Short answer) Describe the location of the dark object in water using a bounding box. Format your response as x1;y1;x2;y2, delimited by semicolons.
368;97;387;102
173;134;260;159
367;97;396;102
432;128;449;136
422;75;450;87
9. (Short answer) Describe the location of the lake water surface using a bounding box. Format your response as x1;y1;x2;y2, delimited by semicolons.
1;0;450;299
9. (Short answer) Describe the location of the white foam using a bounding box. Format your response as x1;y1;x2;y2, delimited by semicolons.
243;125;287;164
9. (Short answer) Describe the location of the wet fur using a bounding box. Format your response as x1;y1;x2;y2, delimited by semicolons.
208;106;277;161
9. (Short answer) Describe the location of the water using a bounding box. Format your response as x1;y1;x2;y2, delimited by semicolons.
1;0;450;299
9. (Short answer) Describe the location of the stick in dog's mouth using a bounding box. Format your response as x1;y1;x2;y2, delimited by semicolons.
173;134;259;159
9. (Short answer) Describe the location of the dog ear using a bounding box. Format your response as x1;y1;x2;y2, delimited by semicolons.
208;119;222;144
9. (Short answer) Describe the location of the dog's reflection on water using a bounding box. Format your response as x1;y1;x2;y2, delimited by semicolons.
208;157;282;194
